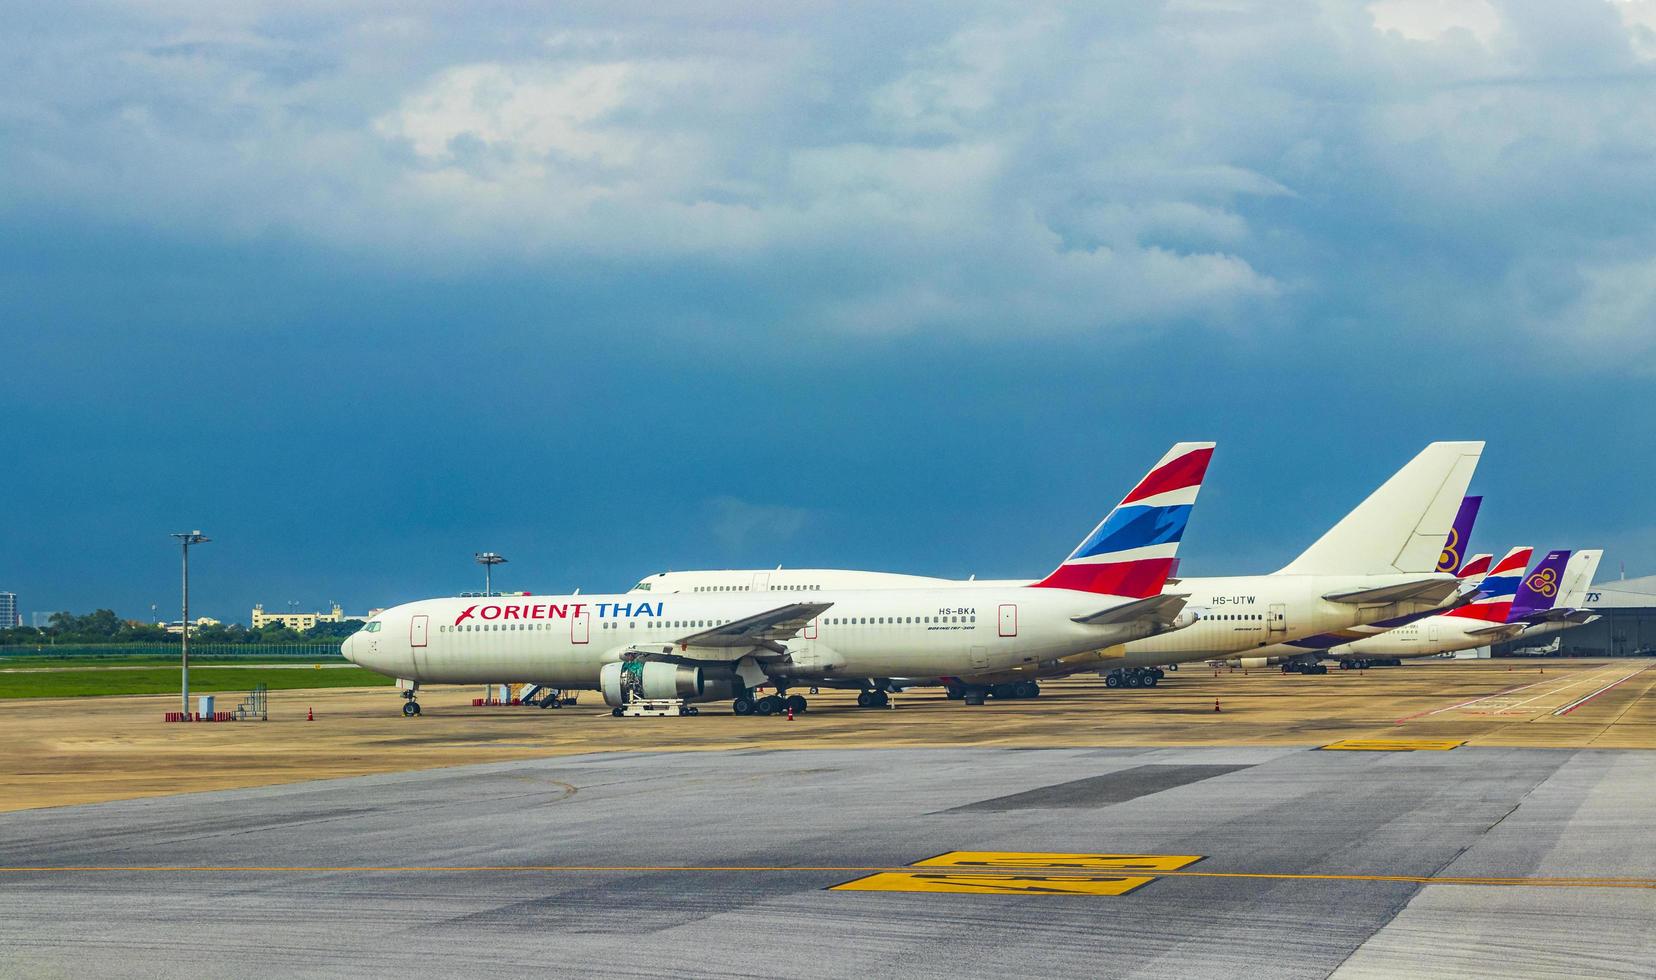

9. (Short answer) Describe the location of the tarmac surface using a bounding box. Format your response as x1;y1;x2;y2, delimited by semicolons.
2;744;1653;979
2;659;1653;977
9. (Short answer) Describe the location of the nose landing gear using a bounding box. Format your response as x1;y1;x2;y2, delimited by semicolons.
400;686;421;716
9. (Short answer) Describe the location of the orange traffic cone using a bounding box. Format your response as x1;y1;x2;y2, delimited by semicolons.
307;706;314;722
787;706;794;721
1214;698;1221;713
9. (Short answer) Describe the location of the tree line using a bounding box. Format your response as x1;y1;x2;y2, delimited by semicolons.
0;610;365;646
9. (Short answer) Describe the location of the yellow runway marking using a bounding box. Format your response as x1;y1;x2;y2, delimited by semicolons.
831;871;1156;896
913;851;1203;872
0;865;1650;889
1321;738;1465;751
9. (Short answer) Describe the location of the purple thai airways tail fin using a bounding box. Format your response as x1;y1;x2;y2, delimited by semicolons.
1437;496;1481;574
1510;550;1571;621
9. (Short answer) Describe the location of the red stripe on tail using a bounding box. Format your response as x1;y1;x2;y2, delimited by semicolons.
1032;558;1175;598
1121;447;1214;504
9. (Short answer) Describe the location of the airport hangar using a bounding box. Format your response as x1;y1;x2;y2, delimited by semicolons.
1494;574;1656;657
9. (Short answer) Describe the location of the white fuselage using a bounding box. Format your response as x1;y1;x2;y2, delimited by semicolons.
343;585;1172;689
1321;614;1498;660
627;569;1458;673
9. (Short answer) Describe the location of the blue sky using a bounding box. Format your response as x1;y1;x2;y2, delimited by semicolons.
4;1;1656;623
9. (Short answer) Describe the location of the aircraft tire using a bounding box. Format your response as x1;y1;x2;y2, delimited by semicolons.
1143;673;1158;688
856;691;874;708
402;701;420;717
785;695;808;714
1125;673;1143;689
612;707;624;718
1105;674;1122;689
732;697;755;716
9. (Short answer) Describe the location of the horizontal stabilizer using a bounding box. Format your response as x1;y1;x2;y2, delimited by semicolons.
1072;593;1190;629
1465;622;1529;641
675;602;833;653
1321;577;1460;606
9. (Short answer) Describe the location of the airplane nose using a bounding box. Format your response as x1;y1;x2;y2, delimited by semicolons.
341;634;358;664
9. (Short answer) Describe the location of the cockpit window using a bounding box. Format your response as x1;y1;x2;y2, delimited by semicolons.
362;622;382;633
633;582;652;591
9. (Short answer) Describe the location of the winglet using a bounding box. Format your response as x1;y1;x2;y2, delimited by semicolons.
1030;442;1214;597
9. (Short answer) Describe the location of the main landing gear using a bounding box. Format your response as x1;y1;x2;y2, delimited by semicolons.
1102;667;1162;689
855;690;890;709
733;691;809;716
1282;661;1329;675
1338;657;1402;669
953;680;1040;705
400;686;422;716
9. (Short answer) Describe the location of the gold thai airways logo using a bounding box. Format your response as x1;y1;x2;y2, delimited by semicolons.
1525;567;1558;597
1437;528;1461;573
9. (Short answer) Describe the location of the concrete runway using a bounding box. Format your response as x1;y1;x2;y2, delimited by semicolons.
1;746;1652;979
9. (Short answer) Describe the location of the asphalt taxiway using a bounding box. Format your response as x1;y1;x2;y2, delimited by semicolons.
1;744;1652;978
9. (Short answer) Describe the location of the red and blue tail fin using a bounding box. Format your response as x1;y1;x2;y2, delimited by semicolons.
1446;546;1531;623
1455;553;1494;582
1030;442;1214;597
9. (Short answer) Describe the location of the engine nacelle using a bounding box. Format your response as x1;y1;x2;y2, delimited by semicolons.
601;660;704;706
1238;657;1271;670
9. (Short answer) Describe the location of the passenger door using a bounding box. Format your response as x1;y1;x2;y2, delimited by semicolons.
999;604;1018;637
1268;603;1287;635
571;610;590;645
751;573;771;593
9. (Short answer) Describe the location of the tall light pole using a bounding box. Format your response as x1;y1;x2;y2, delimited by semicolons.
474;552;507;596
171;531;210;714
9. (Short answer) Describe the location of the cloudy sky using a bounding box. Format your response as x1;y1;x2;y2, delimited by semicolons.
4;0;1655;622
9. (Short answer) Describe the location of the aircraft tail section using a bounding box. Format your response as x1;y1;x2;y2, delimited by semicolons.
1511;550;1572;620
1275;441;1484;576
1031;442;1214;597
1445;546;1532;623
1456;553;1494;583
1560;550;1604;606
1438;496;1482;574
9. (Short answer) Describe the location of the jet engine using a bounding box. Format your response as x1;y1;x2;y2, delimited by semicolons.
1238;657;1271;670
601;660;704;706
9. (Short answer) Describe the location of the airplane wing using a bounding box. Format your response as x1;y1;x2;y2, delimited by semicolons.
1072;593;1191;630
1321;577;1459;606
1513;608;1598;626
673;602;834;654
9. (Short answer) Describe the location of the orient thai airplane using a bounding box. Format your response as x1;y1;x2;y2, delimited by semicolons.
630;442;1483;699
343;443;1213;714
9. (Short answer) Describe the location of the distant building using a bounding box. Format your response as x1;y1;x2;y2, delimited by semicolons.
250;603;363;631
0;593;17;629
163;617;221;636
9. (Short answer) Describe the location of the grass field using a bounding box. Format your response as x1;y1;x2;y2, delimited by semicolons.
0;666;395;699
0;655;349;670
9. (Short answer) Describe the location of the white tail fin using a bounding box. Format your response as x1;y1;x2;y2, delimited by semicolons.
1275;441;1484;576
1560;550;1603;606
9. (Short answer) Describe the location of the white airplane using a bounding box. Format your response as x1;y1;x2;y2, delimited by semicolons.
628;441;1483;699
343;443;1215;715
